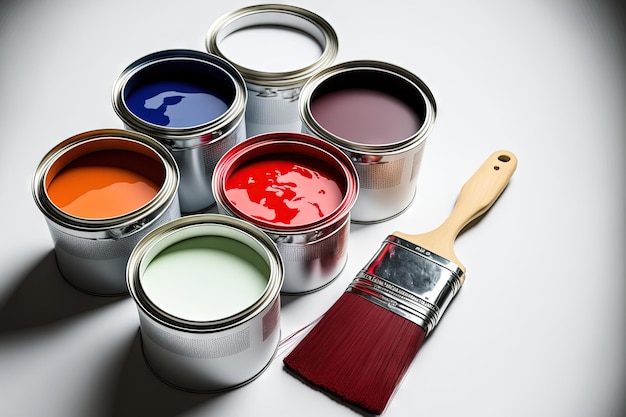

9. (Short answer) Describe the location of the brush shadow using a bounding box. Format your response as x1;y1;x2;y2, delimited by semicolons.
0;250;123;333
107;330;222;417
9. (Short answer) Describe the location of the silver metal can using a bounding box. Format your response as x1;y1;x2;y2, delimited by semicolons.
212;132;359;294
206;4;338;137
299;60;437;223
126;214;284;392
112;49;247;214
32;129;180;295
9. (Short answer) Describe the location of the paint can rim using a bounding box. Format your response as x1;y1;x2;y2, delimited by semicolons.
32;128;180;239
111;49;247;147
212;132;359;234
299;59;437;155
127;214;284;333
205;4;339;87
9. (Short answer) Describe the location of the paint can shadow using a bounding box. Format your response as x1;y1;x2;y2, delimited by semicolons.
0;250;122;333
108;330;223;417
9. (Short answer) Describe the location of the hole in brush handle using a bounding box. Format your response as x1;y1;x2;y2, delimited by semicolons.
444;150;517;233
494;152;513;170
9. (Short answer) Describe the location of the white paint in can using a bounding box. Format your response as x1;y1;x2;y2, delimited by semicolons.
206;4;338;137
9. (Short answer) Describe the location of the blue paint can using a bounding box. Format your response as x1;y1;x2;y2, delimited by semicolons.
112;49;247;213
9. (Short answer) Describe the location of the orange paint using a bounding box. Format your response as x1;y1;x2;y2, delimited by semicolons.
47;150;163;218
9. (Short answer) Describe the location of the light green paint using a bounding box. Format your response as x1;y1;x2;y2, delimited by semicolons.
141;235;270;322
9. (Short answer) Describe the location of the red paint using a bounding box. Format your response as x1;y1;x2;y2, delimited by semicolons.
225;156;344;227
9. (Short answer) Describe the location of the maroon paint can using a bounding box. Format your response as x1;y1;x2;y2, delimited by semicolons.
299;60;437;223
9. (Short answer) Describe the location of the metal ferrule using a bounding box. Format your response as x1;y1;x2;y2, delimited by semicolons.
347;235;463;335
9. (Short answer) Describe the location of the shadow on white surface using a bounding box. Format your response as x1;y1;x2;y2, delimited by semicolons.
0;251;122;333
0;249;227;417
106;331;225;417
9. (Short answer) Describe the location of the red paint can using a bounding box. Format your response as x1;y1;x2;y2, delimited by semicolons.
213;132;359;294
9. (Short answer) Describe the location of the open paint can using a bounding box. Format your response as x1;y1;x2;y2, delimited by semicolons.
126;214;283;392
212;132;358;294
32;129;180;295
112;49;247;214
206;4;338;137
299;60;437;223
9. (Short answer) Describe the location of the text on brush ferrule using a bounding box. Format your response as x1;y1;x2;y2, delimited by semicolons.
347;235;463;335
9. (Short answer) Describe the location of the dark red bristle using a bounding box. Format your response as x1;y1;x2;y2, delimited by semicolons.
283;291;426;415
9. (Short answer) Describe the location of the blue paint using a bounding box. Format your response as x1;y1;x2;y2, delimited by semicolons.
125;80;230;128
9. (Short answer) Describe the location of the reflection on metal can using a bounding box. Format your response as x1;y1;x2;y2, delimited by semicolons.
299;60;437;223
206;4;338;137
213;132;358;294
112;49;247;213
32;129;180;295
126;214;283;392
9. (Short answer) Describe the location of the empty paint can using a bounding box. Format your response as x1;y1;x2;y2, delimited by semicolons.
299;60;437;223
112;49;247;214
32;129;180;295
126;214;283;392
212;132;358;294
206;4;338;137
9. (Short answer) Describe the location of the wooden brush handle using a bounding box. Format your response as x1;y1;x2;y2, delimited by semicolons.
394;150;517;273
441;150;517;236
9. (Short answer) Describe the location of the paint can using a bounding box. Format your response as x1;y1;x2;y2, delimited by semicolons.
112;49;247;214
212;132;359;294
126;214;283;392
299;60;437;223
205;4;338;137
32;129;180;295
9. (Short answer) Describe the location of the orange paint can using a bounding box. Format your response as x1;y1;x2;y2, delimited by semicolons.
32;129;180;295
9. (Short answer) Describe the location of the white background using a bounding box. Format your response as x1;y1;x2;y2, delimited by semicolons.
1;1;624;416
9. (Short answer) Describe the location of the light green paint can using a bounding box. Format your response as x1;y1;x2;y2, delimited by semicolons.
127;214;284;392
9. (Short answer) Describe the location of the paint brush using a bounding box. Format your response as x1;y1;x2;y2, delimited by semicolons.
283;150;517;414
